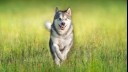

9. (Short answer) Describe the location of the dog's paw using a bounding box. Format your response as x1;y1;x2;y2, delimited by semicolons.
61;55;67;61
54;58;61;66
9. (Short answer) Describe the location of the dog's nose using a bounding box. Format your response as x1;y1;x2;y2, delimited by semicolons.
61;22;65;26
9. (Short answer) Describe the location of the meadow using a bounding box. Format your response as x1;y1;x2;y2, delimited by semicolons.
0;0;127;72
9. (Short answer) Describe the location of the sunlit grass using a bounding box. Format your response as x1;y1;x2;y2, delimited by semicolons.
0;1;127;72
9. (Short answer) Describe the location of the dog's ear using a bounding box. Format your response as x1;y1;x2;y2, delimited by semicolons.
66;8;71;16
55;7;59;13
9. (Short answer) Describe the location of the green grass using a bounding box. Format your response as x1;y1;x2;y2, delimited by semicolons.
0;0;127;72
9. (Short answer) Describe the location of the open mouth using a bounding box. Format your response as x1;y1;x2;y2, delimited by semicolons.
59;25;66;30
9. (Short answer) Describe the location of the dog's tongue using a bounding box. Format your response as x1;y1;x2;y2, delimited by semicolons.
59;24;65;30
60;26;64;30
61;26;64;30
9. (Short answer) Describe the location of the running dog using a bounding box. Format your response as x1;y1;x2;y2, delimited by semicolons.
45;7;73;66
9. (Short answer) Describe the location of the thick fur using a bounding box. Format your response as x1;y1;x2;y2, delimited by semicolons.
45;7;73;66
45;21;51;31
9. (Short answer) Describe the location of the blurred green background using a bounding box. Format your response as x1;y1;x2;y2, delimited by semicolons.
0;0;127;72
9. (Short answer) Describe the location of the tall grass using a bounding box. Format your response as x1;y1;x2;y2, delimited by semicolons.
0;0;127;72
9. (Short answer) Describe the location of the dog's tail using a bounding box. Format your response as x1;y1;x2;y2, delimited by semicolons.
45;21;52;31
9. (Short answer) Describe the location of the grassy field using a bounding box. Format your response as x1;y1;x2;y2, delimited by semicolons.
0;0;127;72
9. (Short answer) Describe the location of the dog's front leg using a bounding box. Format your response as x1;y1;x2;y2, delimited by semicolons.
53;44;65;61
54;53;61;66
62;47;70;60
62;42;73;60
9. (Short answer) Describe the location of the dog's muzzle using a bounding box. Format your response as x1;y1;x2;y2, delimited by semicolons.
59;22;66;30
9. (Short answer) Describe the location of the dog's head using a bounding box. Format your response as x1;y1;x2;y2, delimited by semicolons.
53;7;72;31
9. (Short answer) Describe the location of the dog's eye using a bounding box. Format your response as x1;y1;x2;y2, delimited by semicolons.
59;18;61;21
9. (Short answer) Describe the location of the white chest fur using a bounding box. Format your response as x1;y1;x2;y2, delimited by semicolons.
51;34;73;50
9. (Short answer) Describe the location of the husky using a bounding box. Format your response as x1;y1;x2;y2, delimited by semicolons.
45;7;73;66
